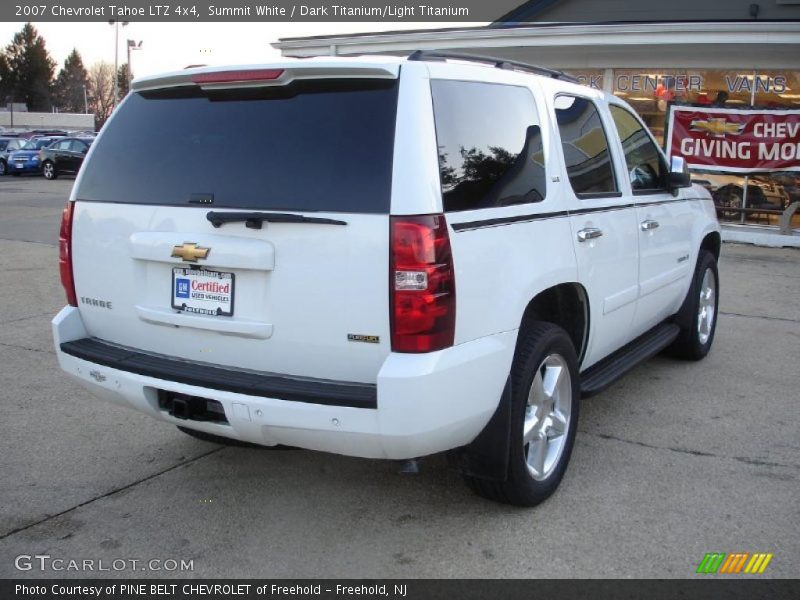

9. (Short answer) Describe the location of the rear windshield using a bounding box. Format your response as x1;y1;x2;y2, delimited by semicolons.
75;78;399;213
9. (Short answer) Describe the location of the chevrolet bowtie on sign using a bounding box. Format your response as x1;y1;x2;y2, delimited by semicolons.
171;243;210;262
689;118;746;137
666;106;800;173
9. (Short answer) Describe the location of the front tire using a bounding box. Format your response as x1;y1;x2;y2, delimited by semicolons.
42;160;57;180
465;322;579;506
669;250;719;360
0;160;6;176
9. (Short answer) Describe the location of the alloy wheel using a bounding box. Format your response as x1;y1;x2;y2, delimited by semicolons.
523;353;572;481
697;268;717;345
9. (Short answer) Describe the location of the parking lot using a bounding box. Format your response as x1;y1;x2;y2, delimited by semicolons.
0;175;797;578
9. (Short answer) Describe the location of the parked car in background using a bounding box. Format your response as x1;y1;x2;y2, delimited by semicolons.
6;137;61;176
28;129;69;138
713;183;778;210
751;177;791;208
0;137;26;176
771;173;800;205
40;137;93;180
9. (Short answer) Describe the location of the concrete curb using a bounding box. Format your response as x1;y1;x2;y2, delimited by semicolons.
721;225;800;248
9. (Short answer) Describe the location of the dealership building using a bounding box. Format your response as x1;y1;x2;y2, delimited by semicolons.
274;0;800;242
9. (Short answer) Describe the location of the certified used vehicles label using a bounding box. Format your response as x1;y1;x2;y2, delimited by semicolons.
172;267;234;316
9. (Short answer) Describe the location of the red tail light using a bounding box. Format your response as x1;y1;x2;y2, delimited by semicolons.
59;201;77;307
390;215;456;353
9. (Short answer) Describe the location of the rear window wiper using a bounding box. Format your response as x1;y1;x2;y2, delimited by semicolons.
206;211;347;229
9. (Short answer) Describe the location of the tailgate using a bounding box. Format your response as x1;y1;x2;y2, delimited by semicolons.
70;204;389;383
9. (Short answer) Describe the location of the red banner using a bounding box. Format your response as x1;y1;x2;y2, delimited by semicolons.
666;106;800;173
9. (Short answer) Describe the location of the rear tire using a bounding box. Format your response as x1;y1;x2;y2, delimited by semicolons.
464;322;579;506
669;250;719;360
177;426;296;450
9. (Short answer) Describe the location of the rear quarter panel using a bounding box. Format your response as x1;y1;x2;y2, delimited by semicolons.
420;64;579;344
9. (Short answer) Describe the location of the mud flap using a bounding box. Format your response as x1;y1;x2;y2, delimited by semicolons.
448;377;512;481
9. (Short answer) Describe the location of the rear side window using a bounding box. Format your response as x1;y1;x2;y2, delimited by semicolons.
76;79;399;213
555;95;618;197
432;80;546;212
609;105;667;192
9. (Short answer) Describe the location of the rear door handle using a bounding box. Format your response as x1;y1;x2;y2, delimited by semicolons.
640;219;660;231
577;227;603;242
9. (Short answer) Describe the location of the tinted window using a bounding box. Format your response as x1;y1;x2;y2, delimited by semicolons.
609;105;667;192
432;80;546;212
31;138;55;150
76;79;399;213
555;95;617;197
70;140;89;152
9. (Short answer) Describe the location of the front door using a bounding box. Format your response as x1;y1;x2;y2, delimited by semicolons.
554;94;639;369
607;104;693;334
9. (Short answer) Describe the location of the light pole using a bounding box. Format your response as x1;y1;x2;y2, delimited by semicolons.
82;84;88;114
109;20;129;108
127;39;143;90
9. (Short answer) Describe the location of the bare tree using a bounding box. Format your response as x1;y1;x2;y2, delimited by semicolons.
87;61;115;130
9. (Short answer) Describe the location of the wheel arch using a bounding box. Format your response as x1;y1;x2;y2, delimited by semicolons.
519;282;590;364
451;281;590;483
700;231;721;262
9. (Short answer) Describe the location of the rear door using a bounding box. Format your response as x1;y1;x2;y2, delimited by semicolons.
70;65;401;384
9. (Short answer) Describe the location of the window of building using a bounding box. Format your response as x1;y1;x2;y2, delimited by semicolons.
609;105;668;193
431;80;547;212
554;94;618;197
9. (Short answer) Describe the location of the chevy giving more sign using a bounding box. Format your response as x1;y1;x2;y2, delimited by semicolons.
666;106;800;173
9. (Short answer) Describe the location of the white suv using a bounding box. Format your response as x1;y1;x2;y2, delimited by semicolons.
53;52;721;506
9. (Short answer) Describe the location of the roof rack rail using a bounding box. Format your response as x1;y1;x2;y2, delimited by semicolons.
407;50;580;84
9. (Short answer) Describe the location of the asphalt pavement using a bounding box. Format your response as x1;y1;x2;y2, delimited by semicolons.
0;176;797;578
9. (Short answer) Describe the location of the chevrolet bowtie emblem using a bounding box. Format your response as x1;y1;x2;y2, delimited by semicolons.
690;118;745;137
171;242;210;262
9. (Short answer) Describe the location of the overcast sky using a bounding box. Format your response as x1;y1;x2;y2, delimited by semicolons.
0;22;483;77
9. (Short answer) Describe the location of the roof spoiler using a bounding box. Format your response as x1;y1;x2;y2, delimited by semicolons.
132;62;400;93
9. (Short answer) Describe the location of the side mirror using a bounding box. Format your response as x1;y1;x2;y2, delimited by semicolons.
668;156;691;192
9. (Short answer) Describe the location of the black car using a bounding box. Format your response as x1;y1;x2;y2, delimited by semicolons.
39;137;93;180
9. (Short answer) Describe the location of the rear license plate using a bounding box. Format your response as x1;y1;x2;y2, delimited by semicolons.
172;267;234;316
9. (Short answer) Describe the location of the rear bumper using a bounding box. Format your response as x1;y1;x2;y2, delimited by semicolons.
53;306;516;459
